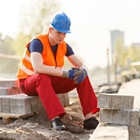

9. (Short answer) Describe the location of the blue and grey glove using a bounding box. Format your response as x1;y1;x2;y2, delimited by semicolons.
73;68;87;84
62;69;75;79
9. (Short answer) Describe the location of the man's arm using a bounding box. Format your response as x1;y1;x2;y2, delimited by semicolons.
31;52;63;76
67;54;88;70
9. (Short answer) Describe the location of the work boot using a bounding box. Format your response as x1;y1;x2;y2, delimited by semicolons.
51;118;67;130
84;117;99;130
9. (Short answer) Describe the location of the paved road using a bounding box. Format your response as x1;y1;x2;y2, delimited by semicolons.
118;79;140;109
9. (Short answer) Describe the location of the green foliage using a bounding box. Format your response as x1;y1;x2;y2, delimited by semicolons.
113;41;140;71
0;34;14;54
0;0;61;74
18;0;61;38
12;0;61;58
12;32;31;57
0;34;19;73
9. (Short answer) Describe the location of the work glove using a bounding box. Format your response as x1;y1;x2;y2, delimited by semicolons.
73;68;87;84
62;69;75;79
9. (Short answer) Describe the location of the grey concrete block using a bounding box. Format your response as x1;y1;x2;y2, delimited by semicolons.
30;96;38;104
10;96;31;106
98;93;134;109
59;98;65;106
31;104;38;114
99;108;139;126
0;105;2;112
37;103;45;111
10;106;17;114
0;79;19;87
0;87;8;95
1;97;10;106
57;94;64;99
36;96;42;104
129;125;140;140
57;93;69;107
16;106;31;114
64;93;69;99
2;105;10;113
89;123;129;140
64;98;69;107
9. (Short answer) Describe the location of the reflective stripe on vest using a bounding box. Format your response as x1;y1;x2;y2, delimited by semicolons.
20;64;35;75
16;34;67;79
24;53;31;62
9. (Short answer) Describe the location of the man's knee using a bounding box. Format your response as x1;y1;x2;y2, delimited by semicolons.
36;74;51;83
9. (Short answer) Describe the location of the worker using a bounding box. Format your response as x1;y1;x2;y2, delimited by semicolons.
16;12;100;131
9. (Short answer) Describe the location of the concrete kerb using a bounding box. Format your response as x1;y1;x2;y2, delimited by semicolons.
89;123;129;140
90;84;140;140
0;79;70;120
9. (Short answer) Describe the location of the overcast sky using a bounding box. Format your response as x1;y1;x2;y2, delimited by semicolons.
0;0;140;69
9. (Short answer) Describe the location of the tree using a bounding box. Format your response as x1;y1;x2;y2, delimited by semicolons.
12;0;61;57
0;34;19;74
18;0;61;37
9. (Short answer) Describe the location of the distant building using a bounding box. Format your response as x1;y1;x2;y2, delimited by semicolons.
110;30;125;65
131;43;140;47
110;30;124;55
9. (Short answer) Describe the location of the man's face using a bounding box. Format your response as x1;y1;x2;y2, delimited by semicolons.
49;27;66;44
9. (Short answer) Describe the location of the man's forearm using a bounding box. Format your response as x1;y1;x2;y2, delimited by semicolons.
34;64;64;77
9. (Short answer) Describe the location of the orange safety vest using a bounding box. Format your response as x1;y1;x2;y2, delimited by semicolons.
16;34;67;79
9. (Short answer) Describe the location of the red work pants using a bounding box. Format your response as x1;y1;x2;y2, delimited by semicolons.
19;74;99;120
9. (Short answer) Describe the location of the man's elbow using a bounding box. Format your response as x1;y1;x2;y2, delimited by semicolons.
33;65;42;74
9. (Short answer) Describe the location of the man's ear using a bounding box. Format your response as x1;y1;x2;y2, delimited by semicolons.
48;27;53;33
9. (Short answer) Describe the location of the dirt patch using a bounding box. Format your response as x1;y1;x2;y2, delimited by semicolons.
0;99;98;140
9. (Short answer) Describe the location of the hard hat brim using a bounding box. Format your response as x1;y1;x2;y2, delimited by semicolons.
50;23;71;33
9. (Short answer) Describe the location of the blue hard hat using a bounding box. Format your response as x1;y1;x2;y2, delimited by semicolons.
50;13;71;33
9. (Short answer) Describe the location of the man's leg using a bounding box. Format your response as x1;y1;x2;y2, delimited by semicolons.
20;74;76;120
76;76;99;116
51;75;100;130
51;75;99;116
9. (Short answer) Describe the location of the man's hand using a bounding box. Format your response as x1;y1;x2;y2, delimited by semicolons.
73;68;87;84
62;69;75;79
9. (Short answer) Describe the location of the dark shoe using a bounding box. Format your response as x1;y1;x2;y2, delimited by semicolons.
51;118;67;130
84;117;99;130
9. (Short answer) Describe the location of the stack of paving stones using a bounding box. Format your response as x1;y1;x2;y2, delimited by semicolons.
89;93;140;140
0;79;70;120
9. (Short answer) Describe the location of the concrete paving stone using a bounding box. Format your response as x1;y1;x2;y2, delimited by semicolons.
89;123;129;140
0;106;2;112
30;96;38;104
10;106;17;114
64;93;69;99
1;96;10;106
0;87;22;95
10;96;31;106
2;105;10;113
16;105;32;114
7;93;28;97
31;104;38;114
99;108;139;126
37;103;46;115
36;96;42;104
57;94;64;99
7;87;22;95
59;98;65;106
118;79;140;108
64;98;69;107
0;87;8;95
68;89;78;98
0;79;20;87
129;125;140;140
98;93;134;110
29;96;39;113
